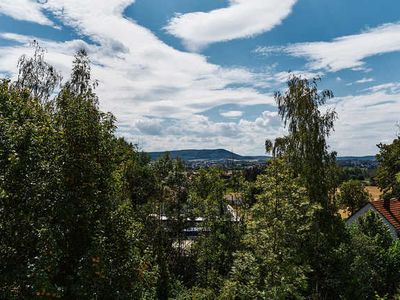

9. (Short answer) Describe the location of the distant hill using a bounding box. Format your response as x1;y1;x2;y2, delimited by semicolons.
147;149;377;163
336;156;376;161
148;149;268;161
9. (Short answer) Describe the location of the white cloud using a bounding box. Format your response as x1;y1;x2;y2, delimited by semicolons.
362;82;400;94
253;111;281;128
327;88;400;155
130;89;400;156
120;112;286;155
346;77;374;86
355;77;374;84
1;0;398;156
0;0;280;155
165;0;297;51
257;23;400;72
220;110;243;118
0;1;276;120
273;70;323;83
134;118;163;136
0;0;53;26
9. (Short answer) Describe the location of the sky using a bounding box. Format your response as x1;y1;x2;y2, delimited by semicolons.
0;0;400;156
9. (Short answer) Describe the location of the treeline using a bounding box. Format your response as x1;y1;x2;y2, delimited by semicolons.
1;44;400;299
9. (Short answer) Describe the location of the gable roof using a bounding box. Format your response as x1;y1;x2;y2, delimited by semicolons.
370;199;400;232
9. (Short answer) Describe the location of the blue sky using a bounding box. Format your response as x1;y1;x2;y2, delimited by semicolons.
0;0;400;155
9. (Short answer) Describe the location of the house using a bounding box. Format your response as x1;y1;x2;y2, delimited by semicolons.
224;193;243;206
346;198;400;239
148;203;240;240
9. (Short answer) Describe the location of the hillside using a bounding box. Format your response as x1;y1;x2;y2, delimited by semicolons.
148;149;268;161
336;156;376;161
148;149;377;162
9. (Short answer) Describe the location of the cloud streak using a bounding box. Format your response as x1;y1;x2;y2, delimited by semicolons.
257;23;400;72
165;0;297;51
0;1;276;119
0;0;281;156
220;111;244;118
0;0;54;26
121;112;286;155
328;87;400;155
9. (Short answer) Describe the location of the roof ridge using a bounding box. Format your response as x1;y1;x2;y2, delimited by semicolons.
371;199;400;231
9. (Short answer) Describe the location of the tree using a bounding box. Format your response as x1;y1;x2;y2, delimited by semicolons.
50;49;119;297
344;211;397;299
266;75;345;298
337;179;370;215
3;47;158;298
1;43;162;299
15;40;62;102
0;79;62;298
123;149;157;207
140;154;191;299
269;75;337;209
189;168;243;293
104;200;159;299
221;159;319;299
388;240;400;295
376;136;400;200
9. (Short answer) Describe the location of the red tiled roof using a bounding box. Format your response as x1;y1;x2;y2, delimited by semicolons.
371;199;400;232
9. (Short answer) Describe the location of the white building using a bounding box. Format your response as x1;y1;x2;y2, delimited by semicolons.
346;199;400;239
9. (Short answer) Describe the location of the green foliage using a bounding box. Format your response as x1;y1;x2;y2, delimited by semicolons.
267;75;346;298
343;211;398;299
337;179;370;215
388;240;400;294
174;286;216;300
338;166;370;182
0;48;158;299
241;180;261;208
0;79;62;298
353;210;393;248
272;75;338;209
376;136;400;199
226;171;245;193
189;168;243;292
222;159;318;299
51;50;118;297
123;151;156;207
104;200;159;299
15;40;62;101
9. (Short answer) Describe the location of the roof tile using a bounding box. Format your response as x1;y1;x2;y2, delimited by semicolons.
371;199;400;231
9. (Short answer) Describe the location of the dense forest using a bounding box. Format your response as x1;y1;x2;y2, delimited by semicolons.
1;44;400;299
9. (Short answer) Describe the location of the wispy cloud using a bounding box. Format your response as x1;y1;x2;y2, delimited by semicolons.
0;0;280;156
355;77;374;84
273;70;323;83
121;112;286;155
0;0;54;26
362;82;400;94
257;22;400;72
346;77;374;86
1;0;399;156
328;88;400;155
165;0;297;51
0;1;277;119
220;111;244;118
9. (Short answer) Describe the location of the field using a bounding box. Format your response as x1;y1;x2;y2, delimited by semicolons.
365;186;382;201
338;186;382;219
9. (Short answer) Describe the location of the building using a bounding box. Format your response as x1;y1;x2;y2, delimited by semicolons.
224;193;243;206
346;198;400;239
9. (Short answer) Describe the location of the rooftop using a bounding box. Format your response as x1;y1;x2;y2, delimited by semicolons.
371;199;400;232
